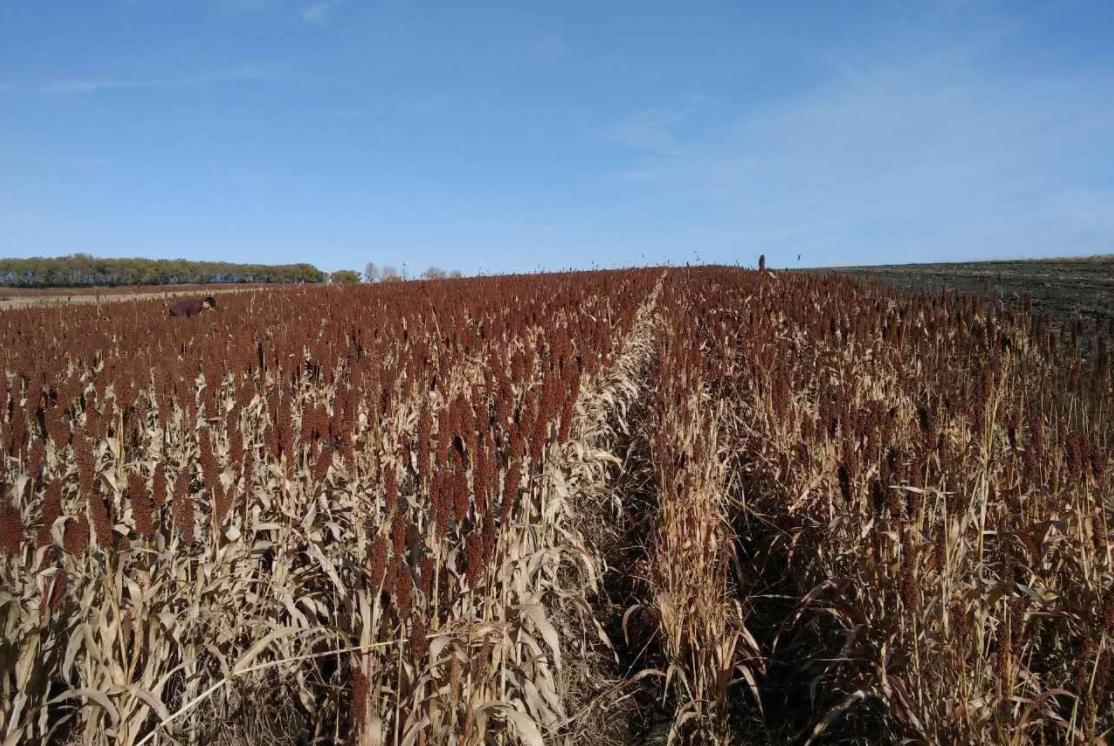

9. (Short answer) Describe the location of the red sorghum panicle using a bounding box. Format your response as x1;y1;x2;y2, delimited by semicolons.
479;631;494;673
349;666;368;732
473;443;488;515
36;479;63;548
482;512;496;564
420;555;434;597
902;531;919;612
76;437;95;497
7;409;27;457
0;501;23;555
392;558;413;616
502;460;520;516
392;508;407;556
199;429;217;480
128;472;154;539
244;448;256;484
88;489;113;549
212;483;232;527
153;464;167;508
172;471;194;543
41;566;67;614
263;425;278;460
28;439;45;480
410;616;429;661
529;406;546;464
369;534;388;589
384;467;397;510
63;518;90;555
465;532;483;588
1067;433;1086;482
510;426;526;464
933;525;947;574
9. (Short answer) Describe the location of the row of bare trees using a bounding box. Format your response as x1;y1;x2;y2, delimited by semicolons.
357;263;463;283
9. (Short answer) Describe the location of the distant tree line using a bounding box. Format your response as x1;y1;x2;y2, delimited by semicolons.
330;270;361;284
0;254;326;288
362;263;463;283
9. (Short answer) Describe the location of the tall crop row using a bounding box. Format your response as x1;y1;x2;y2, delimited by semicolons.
0;270;656;745
632;273;762;742
665;267;1113;743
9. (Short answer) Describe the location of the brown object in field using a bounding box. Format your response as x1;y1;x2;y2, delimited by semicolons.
169;296;217;317
756;254;778;279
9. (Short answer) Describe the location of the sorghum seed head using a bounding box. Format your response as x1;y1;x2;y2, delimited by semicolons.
0;502;24;555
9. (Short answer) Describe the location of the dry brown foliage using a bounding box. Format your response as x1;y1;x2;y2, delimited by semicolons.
2;265;1110;746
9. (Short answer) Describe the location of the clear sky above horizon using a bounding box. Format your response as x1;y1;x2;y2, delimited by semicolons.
1;1;1112;274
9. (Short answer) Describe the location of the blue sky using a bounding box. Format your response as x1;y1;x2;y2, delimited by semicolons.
1;0;1112;274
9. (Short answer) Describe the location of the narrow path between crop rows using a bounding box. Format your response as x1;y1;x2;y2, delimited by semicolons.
572;271;839;745
567;272;755;745
567;304;663;745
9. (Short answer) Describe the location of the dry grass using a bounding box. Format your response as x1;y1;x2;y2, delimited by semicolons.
0;285;259;310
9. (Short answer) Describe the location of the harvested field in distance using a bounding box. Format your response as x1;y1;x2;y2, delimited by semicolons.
805;255;1114;328
1;266;1111;745
0;284;271;311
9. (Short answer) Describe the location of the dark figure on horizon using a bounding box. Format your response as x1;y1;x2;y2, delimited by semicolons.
169;296;217;318
758;254;766;272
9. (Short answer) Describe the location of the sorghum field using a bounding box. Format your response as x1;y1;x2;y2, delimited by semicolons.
1;267;1111;745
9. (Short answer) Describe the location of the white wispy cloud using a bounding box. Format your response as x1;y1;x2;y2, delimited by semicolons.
40;64;273;95
303;0;344;25
607;97;704;158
